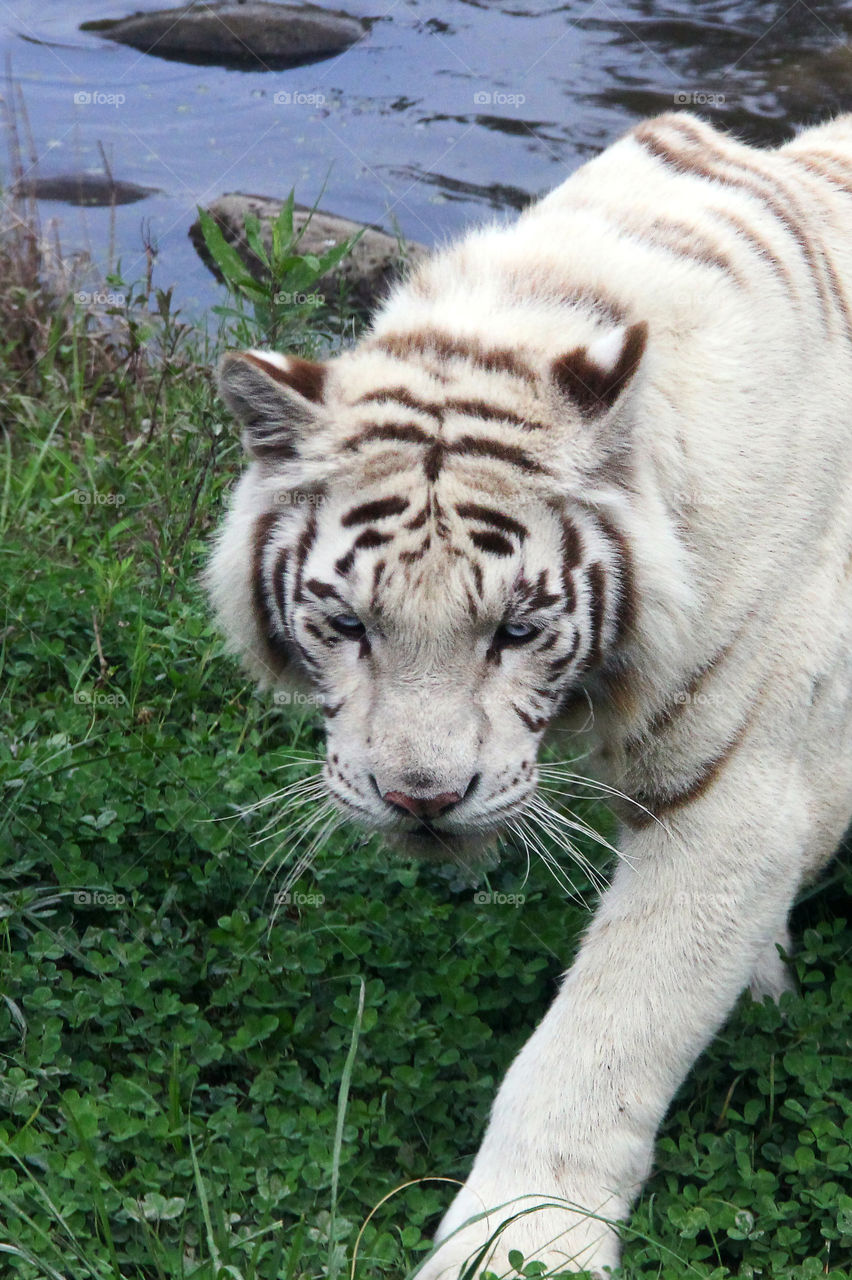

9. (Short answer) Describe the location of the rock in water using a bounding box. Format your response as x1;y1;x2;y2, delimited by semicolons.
14;174;158;206
189;193;428;312
81;3;368;70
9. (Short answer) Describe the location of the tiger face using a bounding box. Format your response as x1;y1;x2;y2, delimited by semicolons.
207;319;646;862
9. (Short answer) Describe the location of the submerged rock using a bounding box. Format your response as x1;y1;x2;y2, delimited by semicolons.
14;173;158;206
81;3;368;71
190;193;427;312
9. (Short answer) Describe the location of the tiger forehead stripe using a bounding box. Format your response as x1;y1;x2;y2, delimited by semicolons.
424;442;442;483
343;422;432;451
341;495;410;526
444;398;548;430
353;388;549;432
335;528;393;577
405;504;429;530
304;578;345;602
470;530;514;557
560;519;583;567
455;501;528;540
449;435;546;473
342;419;547;479
353;386;443;416
369;559;386;610
515;568;561;609
558;521;582;614
374;327;539;385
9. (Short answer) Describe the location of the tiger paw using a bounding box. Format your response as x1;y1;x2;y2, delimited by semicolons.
413;1186;622;1280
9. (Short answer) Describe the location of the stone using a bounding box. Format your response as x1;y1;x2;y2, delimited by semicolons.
81;3;368;71
14;174;158;206
189;192;428;312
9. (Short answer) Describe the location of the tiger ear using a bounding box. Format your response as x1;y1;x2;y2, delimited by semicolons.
217;350;327;459
551;321;648;418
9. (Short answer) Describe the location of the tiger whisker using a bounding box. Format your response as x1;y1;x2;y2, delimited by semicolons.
538;764;628;794
250;794;328;843
204;776;324;826
204;774;322;825
250;781;329;835
503;818;532;890
266;812;351;937
512;812;590;908
524;798;611;897
251;793;334;851
531;795;617;874
238;774;326;819
267;753;325;772
532;792;626;864
543;687;596;734
524;813;606;900
275;808;347;900
244;799;339;896
538;773;664;830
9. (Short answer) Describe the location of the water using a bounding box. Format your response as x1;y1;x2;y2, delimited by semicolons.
2;0;852;315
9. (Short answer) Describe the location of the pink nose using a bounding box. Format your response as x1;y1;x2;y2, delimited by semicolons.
383;790;463;819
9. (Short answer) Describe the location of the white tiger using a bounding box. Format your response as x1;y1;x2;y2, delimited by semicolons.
206;112;852;1277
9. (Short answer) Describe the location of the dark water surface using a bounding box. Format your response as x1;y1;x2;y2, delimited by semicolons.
2;0;852;312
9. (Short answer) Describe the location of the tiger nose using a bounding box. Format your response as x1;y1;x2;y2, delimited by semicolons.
382;790;463;819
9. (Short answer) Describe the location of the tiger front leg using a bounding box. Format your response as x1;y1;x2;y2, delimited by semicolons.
415;751;806;1279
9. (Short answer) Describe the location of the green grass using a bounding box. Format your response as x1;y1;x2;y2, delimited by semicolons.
0;199;851;1280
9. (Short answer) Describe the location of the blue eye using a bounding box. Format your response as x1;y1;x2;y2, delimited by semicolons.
330;613;366;639
495;620;538;646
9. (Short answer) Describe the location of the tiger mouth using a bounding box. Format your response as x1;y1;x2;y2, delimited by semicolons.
406;818;494;843
404;822;467;852
392;819;501;866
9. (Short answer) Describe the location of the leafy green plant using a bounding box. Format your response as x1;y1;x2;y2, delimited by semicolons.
196;193;361;351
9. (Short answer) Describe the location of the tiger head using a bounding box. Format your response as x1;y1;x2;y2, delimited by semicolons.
207;314;647;865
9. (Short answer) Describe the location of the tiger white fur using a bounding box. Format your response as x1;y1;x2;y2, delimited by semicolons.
206;112;852;1277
